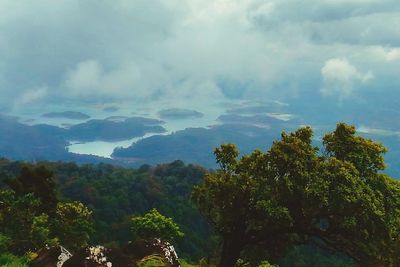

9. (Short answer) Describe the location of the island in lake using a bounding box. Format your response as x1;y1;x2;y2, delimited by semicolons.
158;108;203;120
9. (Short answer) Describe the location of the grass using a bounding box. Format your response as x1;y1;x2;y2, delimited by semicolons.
137;254;168;267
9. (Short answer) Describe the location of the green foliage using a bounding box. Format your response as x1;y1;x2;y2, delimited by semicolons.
0;233;11;252
193;123;400;266
323;123;387;177
5;164;57;214
52;201;94;251
0;190;43;253
137;254;168;267
31;214;58;249
0;164;93;254
51;160;213;260
3;126;395;266
0;253;29;267
0;160;213;260
257;261;277;267
131;208;184;242
235;259;277;267
179;258;197;267
280;245;356;267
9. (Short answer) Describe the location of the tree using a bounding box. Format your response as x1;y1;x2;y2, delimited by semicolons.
52;201;94;251
322;123;387;177
279;245;357;267
192;123;400;267
30;214;58;249
131;208;184;242
1;164;94;253
0;190;56;253
5;164;57;214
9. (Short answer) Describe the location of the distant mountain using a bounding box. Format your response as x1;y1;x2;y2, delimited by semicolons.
42;111;90;120
0;114;166;165
0;115;66;159
112;118;400;177
103;106;119;112
2;98;400;178
67;117;166;142
112;105;301;168
113;124;282;168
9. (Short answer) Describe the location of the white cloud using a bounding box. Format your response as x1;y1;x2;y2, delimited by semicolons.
65;60;103;93
13;86;48;109
0;0;399;111
65;60;143;98
371;47;400;61
20;87;47;104
321;58;373;98
385;48;400;61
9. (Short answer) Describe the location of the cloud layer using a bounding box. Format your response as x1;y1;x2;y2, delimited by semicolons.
321;58;373;98
0;0;399;112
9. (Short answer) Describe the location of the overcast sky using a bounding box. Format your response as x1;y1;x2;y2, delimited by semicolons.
1;0;400;114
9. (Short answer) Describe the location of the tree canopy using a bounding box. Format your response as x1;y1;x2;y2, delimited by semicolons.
0;165;94;254
0;160;213;261
131;208;184;242
5;164;57;214
192;123;400;267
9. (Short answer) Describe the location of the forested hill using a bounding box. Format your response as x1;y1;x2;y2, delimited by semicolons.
0;159;215;261
0;159;366;266
2;124;400;266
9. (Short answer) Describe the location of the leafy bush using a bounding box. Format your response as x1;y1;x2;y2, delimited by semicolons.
258;261;277;267
131;208;184;242
0;253;29;267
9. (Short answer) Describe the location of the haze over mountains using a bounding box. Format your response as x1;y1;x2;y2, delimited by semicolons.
1;0;400;176
2;96;400;177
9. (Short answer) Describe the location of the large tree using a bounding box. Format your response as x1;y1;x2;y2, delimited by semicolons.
192;123;400;267
52;201;94;251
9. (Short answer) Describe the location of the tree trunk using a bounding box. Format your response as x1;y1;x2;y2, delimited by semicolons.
219;236;244;267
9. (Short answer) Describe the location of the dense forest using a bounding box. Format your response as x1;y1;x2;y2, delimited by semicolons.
0;159;214;261
1;123;400;266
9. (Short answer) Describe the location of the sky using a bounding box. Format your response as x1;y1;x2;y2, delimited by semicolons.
1;0;400;117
